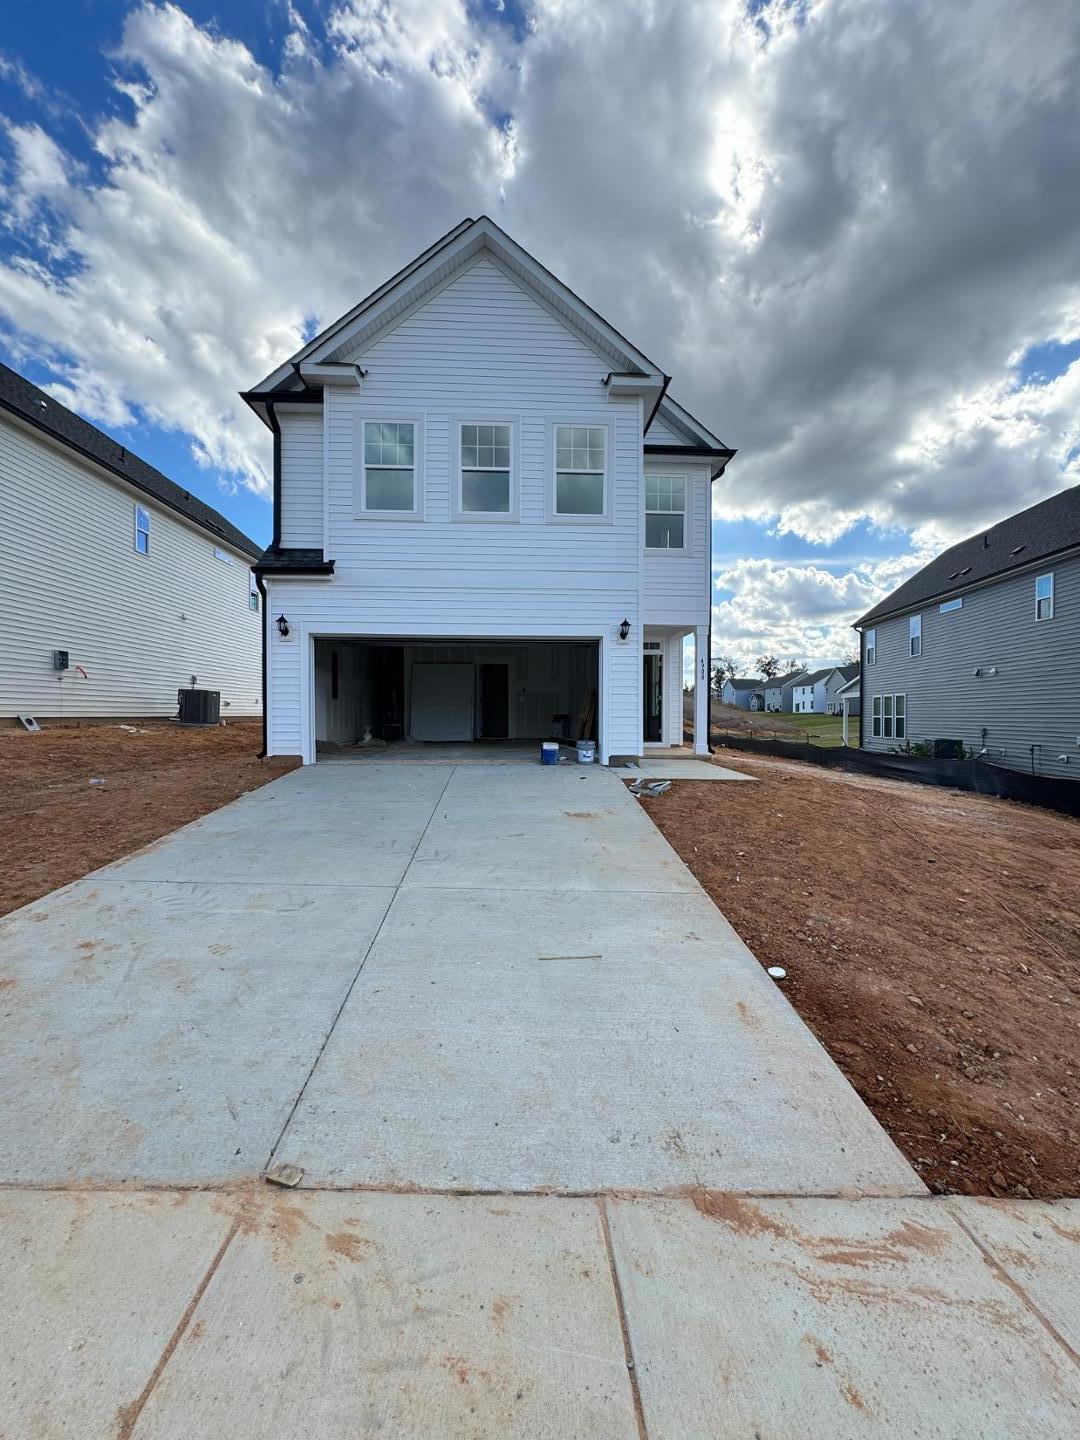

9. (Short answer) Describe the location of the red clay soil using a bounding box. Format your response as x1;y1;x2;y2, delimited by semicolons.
641;753;1080;1199
0;720;297;918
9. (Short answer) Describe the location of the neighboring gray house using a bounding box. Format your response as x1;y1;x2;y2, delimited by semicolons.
790;668;833;714
855;484;1080;778
721;677;764;710
764;668;803;711
825;663;860;713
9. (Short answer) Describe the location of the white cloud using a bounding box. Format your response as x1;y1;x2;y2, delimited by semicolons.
0;0;1076;560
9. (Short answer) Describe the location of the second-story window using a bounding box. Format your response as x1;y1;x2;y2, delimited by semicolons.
865;628;876;664
460;423;512;516
553;425;606;517
909;614;922;656
1036;572;1054;620
645;474;687;550
362;421;417;513
134;503;150;554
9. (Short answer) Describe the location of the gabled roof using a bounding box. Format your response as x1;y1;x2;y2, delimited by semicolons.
0;361;261;560
795;668;834;687
644;394;735;478
765;669;805;690
857;484;1080;627
726;677;765;691
244;216;666;418
837;674;861;695
832;663;860;684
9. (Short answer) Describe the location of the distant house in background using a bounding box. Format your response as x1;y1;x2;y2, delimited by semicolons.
825;663;860;713
0;363;263;721
764;668;804;711
836;672;860;746
721;676;765;710
855;484;1080;778
790;668;833;714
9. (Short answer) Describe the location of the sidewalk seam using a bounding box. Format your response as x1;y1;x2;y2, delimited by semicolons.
950;1210;1080;1367
263;766;458;1171
116;1215;241;1439
598;1198;650;1440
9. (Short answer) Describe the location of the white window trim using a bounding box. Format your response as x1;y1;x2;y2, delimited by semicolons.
939;597;962;613
644;469;690;554
546;419;614;525
134;503;150;555
872;695;882;737
909;614;922;657
1035;572;1054;621
865;628;876;665
894;693;907;741
451;415;520;524
357;414;425;521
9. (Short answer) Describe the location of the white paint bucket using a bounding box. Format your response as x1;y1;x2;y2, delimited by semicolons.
576;740;596;764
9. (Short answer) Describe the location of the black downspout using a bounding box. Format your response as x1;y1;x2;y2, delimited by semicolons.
857;628;864;750
258;398;281;759
256;571;269;758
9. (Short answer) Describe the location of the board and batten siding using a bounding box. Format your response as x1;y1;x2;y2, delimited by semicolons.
265;254;658;761
861;552;1080;779
278;410;323;548
0;413;261;718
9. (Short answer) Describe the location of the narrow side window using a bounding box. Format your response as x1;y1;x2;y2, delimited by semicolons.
1035;573;1054;621
865;628;876;664
894;694;906;740
134;504;150;554
872;696;882;738
909;614;922;657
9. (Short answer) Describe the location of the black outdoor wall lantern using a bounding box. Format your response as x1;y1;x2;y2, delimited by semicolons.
275;614;290;638
618;618;631;641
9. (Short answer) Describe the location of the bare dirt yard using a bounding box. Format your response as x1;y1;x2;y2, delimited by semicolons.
0;720;297;918
642;753;1080;1199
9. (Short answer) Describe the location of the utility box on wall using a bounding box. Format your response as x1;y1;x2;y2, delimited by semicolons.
177;688;221;725
52;650;69;671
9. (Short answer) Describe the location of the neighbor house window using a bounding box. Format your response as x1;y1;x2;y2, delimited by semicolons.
458;421;513;516
134;504;150;554
909;614;922;656
894;694;906;740
645;473;686;549
553;425;606;517
883;694;894;738
1036;573;1054;621
362;420;417;512
865;629;876;664
872;696;882;737
940;598;962;614
248;579;259;612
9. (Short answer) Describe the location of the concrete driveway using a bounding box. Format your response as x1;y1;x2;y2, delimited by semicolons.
3;759;1079;1436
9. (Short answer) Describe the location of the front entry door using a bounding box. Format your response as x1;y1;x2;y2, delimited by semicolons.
478;662;510;739
643;648;663;743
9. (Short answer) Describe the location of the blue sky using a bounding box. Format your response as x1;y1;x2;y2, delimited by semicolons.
2;0;1078;670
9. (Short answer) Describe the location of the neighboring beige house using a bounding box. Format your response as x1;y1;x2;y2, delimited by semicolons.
0;362;263;720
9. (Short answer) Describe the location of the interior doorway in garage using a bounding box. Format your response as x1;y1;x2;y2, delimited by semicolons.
313;638;598;757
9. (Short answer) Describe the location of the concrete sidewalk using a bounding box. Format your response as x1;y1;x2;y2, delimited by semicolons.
2;760;1078;1435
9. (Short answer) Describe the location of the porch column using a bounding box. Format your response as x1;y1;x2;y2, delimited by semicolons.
693;625;710;755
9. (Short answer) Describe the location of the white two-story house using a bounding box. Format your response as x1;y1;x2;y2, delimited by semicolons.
244;217;734;765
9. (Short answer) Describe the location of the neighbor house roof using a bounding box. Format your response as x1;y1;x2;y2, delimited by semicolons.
766;669;804;690
0;361;261;561
857;484;1080;627
726;677;765;691
833;663;860;684
795;668;834;687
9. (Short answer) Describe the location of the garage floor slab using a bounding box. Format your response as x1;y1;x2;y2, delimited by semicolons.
0;880;393;1182
130;1191;640;1440
607;1195;1080;1438
277;886;918;1193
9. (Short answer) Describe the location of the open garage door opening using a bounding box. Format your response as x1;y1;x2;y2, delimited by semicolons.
313;638;599;759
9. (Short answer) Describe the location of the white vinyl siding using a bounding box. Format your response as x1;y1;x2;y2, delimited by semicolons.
0;414;261;717
278;410;323;547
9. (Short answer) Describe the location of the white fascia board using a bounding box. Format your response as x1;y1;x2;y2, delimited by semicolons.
604;372;666;404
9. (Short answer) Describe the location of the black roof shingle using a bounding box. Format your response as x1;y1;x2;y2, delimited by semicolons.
0;361;261;561
857;485;1080;627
